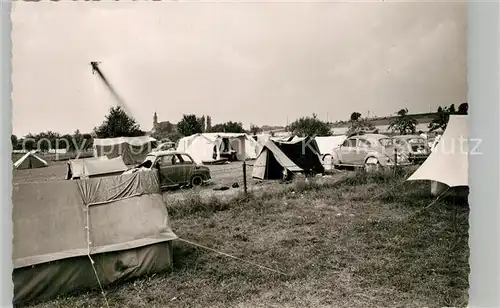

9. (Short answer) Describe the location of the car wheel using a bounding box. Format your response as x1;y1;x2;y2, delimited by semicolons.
190;175;204;187
364;157;380;172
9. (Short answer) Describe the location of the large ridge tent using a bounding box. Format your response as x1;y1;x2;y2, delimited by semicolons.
406;115;468;196
252;140;303;180
13;170;178;305
66;156;128;180
176;133;258;164
93;136;157;165
13;151;48;170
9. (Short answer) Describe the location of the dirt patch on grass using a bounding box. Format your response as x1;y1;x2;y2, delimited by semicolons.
25;169;469;308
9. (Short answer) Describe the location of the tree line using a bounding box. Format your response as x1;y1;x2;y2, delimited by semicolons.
12;103;468;151
11;107;260;151
285;102;468;137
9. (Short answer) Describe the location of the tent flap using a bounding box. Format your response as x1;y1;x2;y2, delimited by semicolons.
76;169;161;205
406;115;468;187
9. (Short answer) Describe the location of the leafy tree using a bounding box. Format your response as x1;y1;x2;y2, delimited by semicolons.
210;121;246;133
11;135;17;149
59;134;73;150
457;102;468;115
152;121;176;141
287;114;331;137
94;106;143;138
428;105;453;132
206;116;212;132
346;112;374;135
249;124;261;135
350;112;362;122
198;115;206;133
177;114;203;136
81;133;94;150
388;108;418;135
21;133;37;151
32;131;61;151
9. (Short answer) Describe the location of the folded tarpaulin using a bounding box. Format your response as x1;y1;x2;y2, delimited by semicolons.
76;168;161;205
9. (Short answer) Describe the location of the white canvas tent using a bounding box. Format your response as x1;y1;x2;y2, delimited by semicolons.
66;156;128;180
407;115;468;195
314;135;347;172
314;135;347;155
176;133;258;164
13;151;48;170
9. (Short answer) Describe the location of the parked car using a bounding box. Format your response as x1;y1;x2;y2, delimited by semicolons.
141;151;212;188
392;135;430;164
332;133;412;171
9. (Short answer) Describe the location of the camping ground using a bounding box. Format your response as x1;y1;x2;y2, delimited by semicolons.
19;166;469;308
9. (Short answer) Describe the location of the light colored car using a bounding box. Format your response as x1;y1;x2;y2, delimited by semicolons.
332;133;412;171
392;135;430;164
142;151;212;188
153;141;176;152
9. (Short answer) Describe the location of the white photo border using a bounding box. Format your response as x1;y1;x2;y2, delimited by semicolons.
1;1;14;307
467;1;500;306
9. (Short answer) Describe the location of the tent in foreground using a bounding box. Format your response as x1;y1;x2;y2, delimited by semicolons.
13;170;177;305
406;115;468;196
13;151;48;170
252;140;303;180
93;136;157;165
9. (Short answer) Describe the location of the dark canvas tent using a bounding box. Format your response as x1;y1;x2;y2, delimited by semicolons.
13;151;48;170
13;170;177;305
274;137;325;175
93;136;157;165
252;140;303;180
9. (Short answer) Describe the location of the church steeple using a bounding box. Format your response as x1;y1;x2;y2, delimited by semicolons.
153;112;158;132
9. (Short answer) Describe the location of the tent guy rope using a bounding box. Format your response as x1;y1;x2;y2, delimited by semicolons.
177;238;289;276
84;205;110;308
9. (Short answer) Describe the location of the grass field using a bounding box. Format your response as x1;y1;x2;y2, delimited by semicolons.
24;168;469;308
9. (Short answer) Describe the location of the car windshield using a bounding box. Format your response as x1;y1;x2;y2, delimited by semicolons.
407;138;426;144
378;138;394;147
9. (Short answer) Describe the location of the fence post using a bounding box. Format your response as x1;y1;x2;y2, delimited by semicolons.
243;161;248;194
393;148;398;175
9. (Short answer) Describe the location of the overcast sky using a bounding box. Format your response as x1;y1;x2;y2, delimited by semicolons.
11;1;466;137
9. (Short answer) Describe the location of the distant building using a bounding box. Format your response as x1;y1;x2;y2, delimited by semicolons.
151;112;177;135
